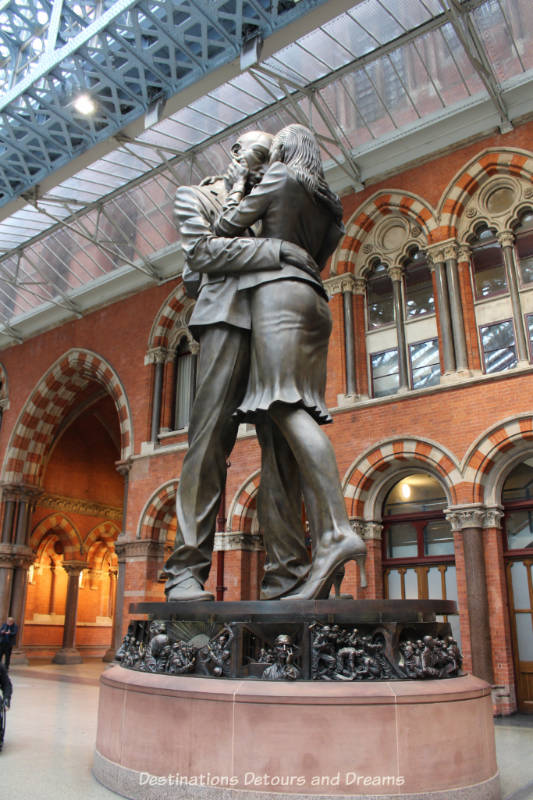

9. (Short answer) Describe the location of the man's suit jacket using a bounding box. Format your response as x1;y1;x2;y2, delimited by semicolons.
174;179;283;335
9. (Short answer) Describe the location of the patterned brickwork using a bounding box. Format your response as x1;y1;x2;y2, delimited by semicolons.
84;521;121;554
137;480;178;541
227;471;260;534
343;438;461;517
439;148;533;239
2;349;132;486
148;281;188;351
463;415;533;503
334;191;438;274
30;513;83;560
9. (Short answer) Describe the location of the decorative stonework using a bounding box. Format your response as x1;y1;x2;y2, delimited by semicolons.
37;493;122;521
388;265;403;282
214;532;263;552
0;543;33;568
444;505;502;531
115;540;165;560
497;230;515;248
351;519;383;541
145;347;169;366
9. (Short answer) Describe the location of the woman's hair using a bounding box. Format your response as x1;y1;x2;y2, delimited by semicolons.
271;124;343;224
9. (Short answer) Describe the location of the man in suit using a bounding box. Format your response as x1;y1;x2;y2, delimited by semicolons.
164;131;314;601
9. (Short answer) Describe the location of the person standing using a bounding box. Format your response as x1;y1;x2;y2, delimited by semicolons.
0;617;18;671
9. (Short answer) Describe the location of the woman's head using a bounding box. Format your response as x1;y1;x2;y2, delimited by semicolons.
271;124;343;224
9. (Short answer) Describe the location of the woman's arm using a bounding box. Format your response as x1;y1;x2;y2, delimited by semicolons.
215;162;285;237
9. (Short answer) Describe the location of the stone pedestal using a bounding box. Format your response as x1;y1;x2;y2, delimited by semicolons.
94;667;500;800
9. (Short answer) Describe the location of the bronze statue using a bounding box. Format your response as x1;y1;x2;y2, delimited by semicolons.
164;130;318;601
215;124;366;599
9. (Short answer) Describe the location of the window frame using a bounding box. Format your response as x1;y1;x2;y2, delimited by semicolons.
382;509;455;568
478;317;518;375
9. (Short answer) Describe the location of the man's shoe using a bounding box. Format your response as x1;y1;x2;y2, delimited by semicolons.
165;576;214;602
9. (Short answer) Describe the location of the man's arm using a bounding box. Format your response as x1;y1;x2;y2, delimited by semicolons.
175;184;283;277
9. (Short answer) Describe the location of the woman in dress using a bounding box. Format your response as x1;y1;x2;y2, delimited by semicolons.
216;124;365;599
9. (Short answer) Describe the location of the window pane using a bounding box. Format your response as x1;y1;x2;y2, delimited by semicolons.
404;252;434;318
174;346;197;429
404;568;419;599
366;263;394;328
503;458;533;501
384;474;447;515
480;320;517;373
410;338;440;389
515;614;533;660
387;522;418;558
427;566;443;599
371;348;399;397
424;519;454;555
510;561;532;609
516;213;533;285
471;232;507;298
506;510;533;550
386;570;402;599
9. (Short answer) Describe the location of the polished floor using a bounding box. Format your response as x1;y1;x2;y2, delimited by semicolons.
1;660;533;800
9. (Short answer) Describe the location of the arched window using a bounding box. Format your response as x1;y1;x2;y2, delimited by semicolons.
515;211;533;287
366;262;394;329
403;250;434;318
172;337;197;430
382;472;459;640
502;458;533;711
470;223;507;299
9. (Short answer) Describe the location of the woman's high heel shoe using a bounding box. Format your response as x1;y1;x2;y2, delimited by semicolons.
284;535;366;600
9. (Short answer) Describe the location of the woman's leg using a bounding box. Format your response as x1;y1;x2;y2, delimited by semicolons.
269;403;365;599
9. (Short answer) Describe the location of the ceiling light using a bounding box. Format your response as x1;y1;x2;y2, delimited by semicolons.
74;94;97;115
401;483;411;499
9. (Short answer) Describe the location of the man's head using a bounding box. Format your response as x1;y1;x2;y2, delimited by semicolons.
6;617;14;625
230;130;273;190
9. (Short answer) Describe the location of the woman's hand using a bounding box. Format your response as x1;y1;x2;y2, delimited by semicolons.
224;159;249;195
280;242;319;276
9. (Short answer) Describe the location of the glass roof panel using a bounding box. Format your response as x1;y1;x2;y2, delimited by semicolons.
472;0;529;82
0;0;529;334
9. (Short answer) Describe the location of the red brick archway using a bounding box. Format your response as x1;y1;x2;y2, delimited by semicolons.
2;349;132;486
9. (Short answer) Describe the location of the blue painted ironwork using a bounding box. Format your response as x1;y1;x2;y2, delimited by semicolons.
0;0;323;207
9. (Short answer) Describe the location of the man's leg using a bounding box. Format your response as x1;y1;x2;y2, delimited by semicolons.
3;647;10;672
165;325;250;599
255;419;310;600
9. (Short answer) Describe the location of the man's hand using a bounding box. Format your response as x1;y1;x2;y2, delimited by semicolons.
224;160;249;194
280;242;319;276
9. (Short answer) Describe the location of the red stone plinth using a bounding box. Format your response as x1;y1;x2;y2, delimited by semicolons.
94;666;500;800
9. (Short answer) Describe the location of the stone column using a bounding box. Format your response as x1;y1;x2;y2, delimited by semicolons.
498;230;529;364
52;561;85;664
148;348;167;443
389;266;409;391
351;520;383;599
428;247;456;374
341;277;357;396
444;244;469;373
353;277;369;397
104;546;127;662
1;498;16;544
0;550;14;622
445;505;494;684
9;549;34;665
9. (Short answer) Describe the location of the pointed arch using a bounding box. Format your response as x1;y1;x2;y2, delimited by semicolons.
226;470;261;534
83;520;121;553
137;480;178;540
147;280;195;353
2;349;133;486
439;147;533;239
29;513;83;559
332;190;438;276
343;437;461;519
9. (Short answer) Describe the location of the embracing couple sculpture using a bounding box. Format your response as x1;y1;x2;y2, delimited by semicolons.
164;124;366;602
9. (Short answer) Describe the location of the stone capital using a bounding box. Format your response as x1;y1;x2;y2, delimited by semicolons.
115;458;133;478
351;519;383;541
457;244;471;263
497;230;515;249
62;561;87;577
0;543;34;568
445;504;502;531
1;483;43;504
115;539;164;560
145;347;169;365
388;265;403;282
443;243;458;262
353;277;367;295
324;274;354;297
214;532;264;552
